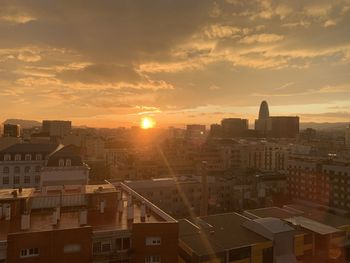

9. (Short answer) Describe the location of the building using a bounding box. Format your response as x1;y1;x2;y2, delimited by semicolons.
122;176;241;218
185;125;206;142
3;124;20;138
255;101;270;136
40;144;90;192
266;116;299;138
209;124;222;138
42;120;72;138
179;212;298;263
287;157;350;211
0;182;178;263
221;118;248;138
0;143;89;190
0;143;60;189
244;205;350;262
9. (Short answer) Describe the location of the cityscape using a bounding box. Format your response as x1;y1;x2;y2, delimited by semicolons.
1;1;350;263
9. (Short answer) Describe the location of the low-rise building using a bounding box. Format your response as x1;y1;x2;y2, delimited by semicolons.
0;182;178;263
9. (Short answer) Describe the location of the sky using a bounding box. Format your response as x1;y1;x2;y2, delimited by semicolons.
0;0;350;128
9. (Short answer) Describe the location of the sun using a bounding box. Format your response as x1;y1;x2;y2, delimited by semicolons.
141;117;155;129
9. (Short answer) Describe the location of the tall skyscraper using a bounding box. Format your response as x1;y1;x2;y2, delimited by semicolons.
255;100;270;135
258;100;270;120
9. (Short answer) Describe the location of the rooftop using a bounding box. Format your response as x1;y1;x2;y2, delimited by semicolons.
245;207;299;220
285;216;341;235
0;143;59;154
0;183;173;241
284;204;350;229
179;212;269;256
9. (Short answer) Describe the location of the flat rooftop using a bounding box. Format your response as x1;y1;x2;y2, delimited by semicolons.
179;212;270;256
245;207;300;220
284;204;350;229
0;185;171;241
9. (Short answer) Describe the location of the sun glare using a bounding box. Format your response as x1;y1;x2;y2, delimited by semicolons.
141;117;155;129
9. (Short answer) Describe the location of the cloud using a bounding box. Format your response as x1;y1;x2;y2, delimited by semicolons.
239;33;284;44
17;51;41;62
0;0;350;126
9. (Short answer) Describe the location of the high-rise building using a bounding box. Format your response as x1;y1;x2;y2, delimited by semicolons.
221;118;248;138
267;116;299;138
3;124;20;138
185;124;206;141
42;120;72;138
255;101;270;135
258;100;269;119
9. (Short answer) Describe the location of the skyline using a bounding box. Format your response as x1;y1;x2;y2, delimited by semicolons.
1;1;350;127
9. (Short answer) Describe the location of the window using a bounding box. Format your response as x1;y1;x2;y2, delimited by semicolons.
93;242;101;254
4;154;11;161
145;237;161;246
14;176;20;185
24;176;30;184
93;241;111;254
15;154;21;161
36;154;42;161
101;242;111;252
14;166;20;173
66;159;72;167
35;166;41;172
20;248;39;258
116;237;130;251
3;177;9;185
145;256;161;263
25;166;30;173
59;159;65;167
3;167;9;173
35;175;40;184
63;244;81;253
25;154;31;161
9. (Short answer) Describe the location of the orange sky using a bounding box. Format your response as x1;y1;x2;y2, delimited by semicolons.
0;1;349;128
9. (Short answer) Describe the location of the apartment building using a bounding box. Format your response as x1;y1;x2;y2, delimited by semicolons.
179;212;297;263
122;173;286;219
0;143;60;189
0;182;178;263
244;205;350;262
287;157;350;210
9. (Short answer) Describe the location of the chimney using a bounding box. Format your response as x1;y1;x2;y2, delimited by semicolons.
140;202;146;222
4;204;11;221
79;210;87;226
52;210;58;226
200;161;208;217
100;200;105;213
127;205;134;222
21;213;30;230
